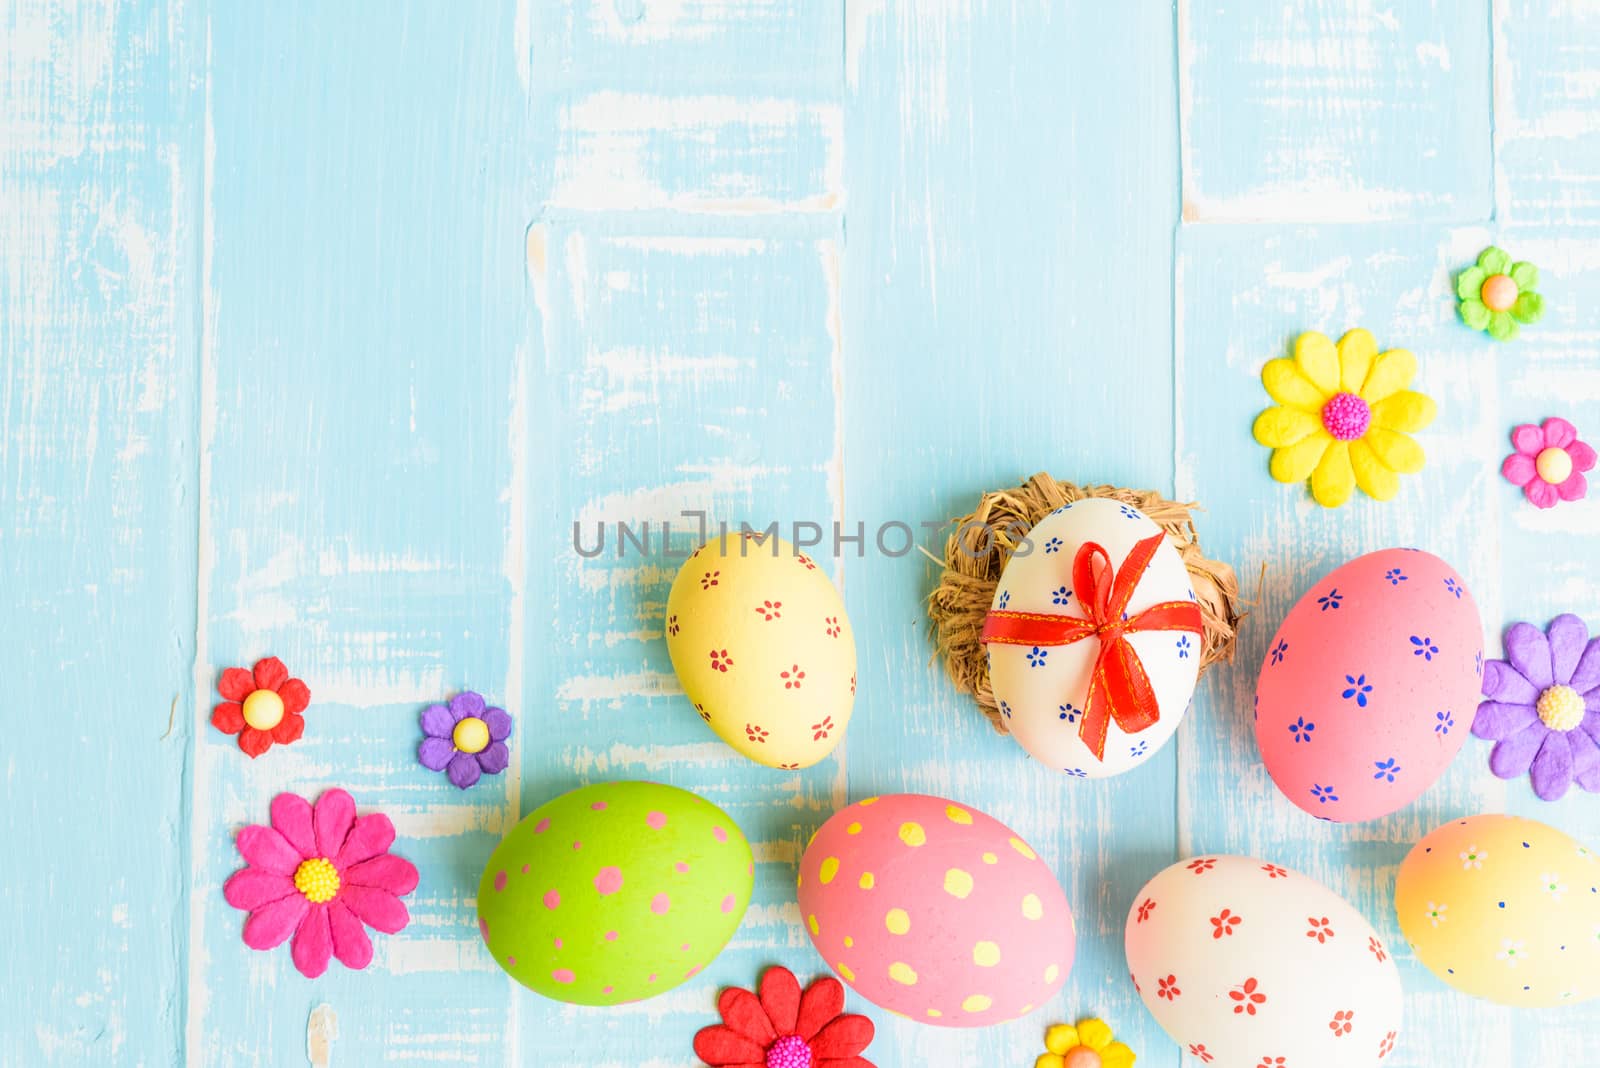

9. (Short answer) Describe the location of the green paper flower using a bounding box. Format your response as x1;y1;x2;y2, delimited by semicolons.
1457;246;1544;341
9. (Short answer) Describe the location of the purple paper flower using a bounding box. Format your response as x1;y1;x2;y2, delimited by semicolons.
1472;615;1600;801
418;691;512;789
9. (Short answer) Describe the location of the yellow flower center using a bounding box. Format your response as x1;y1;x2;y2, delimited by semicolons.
1537;685;1584;731
1536;446;1573;486
1481;273;1518;312
294;857;341;904
241;688;285;731
453;716;490;754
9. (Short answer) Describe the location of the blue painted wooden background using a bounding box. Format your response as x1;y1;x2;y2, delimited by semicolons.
2;1;1597;1064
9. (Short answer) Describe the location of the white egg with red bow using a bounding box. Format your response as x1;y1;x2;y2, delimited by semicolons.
984;498;1200;777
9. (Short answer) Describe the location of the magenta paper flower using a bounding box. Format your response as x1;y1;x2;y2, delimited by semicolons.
1473;615;1600;801
418;691;512;789
224;788;419;978
1501;417;1595;508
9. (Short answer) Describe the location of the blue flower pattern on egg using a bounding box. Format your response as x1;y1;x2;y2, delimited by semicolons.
1051;586;1071;606
1063;767;1087;778
1058;703;1078;724
997;590;1010;610
1118;503;1140;521
1342;674;1373;707
1256;550;1483;825
1130;739;1148;758
1043;537;1063;554
1176;635;1191;659
999;700;1012;719
1027;646;1048;667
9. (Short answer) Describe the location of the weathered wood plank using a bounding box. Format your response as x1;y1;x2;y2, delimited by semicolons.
1181;0;1493;221
841;2;1181;1062
188;5;532;1064
0;1;200;1063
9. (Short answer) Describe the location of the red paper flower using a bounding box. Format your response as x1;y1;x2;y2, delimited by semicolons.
212;656;310;758
694;966;875;1068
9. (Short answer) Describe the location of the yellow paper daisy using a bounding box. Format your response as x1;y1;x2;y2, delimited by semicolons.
1033;1017;1135;1068
1253;328;1437;508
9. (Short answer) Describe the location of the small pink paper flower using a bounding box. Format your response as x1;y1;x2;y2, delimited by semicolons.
224;788;419;978
1502;417;1595;508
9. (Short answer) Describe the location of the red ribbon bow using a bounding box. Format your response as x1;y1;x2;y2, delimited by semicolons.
981;533;1203;762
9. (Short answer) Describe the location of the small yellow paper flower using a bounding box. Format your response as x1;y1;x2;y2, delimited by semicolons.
1253;329;1437;508
1034;1017;1135;1068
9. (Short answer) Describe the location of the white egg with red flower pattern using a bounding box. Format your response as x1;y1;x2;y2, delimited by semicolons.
1126;855;1403;1067
987;499;1199;778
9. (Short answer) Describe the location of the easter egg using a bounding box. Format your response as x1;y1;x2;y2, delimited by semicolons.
987;498;1199;778
1255;548;1482;822
1126;855;1403;1066
797;793;1073;1027
476;781;753;1005
1395;813;1600;1006
666;533;856;769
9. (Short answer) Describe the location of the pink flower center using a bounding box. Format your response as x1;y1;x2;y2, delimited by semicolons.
766;1035;813;1068
1320;391;1371;441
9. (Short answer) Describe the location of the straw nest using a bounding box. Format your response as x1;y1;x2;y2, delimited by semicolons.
927;472;1245;733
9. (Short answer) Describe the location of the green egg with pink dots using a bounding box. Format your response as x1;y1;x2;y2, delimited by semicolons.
477;781;754;1005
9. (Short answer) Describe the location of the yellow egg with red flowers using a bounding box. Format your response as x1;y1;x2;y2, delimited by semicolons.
665;533;856;769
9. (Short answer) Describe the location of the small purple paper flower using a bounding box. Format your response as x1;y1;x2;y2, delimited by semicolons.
418;691;512;789
1472;615;1600;801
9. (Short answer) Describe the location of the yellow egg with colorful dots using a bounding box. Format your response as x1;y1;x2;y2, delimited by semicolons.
798;793;1074;1027
665;533;856;768
1395;813;1600;1006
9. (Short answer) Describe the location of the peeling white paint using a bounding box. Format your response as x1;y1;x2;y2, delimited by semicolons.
305;1004;337;1068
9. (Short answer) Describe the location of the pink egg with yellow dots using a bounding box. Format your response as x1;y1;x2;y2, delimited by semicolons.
1255;548;1483;823
797;793;1074;1027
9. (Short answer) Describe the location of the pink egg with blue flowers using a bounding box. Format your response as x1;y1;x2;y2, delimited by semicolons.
1255;548;1483;822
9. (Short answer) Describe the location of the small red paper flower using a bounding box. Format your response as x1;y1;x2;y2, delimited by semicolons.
212;656;310;758
694;966;875;1068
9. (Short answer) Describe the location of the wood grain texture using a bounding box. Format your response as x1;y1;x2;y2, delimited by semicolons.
0;1;200;1063
1;1;1597;1065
